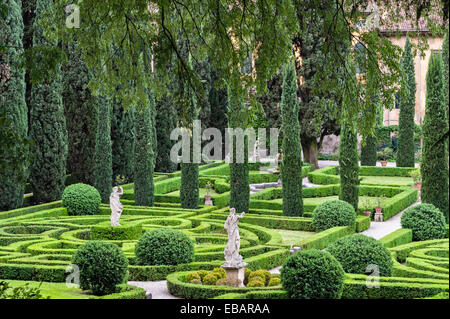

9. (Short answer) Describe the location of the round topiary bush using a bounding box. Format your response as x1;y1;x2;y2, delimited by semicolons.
135;229;194;266
247;277;265;288
186;272;201;283
211;267;226;279
72;241;128;295
280;249;345;299
311;200;356;232
268;277;281;287
203;273;219;285
249;270;271;285
327;234;393;277
401;204;447;241
62;183;101;216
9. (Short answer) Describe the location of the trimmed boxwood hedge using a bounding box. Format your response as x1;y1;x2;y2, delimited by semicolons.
401;204;447;241
90;224;143;241
62;184;101;216
312;200;356;232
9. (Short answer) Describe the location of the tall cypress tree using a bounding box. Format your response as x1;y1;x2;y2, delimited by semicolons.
360;47;380;167
397;37;416;167
421;53;449;222
62;41;99;185
133;89;156;207
280;62;303;216
339;59;359;211
442;32;449;160
111;99;135;182
180;85;200;209
155;95;177;172
227;83;250;213
0;0;28;210
94;99;113;203
29;0;68;203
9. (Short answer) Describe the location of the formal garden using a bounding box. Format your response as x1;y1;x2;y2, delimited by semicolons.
1;0;449;302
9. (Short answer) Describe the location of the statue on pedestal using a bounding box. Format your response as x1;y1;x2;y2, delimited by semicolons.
223;208;247;268
110;186;124;226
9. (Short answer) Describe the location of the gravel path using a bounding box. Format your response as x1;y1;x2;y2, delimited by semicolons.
127;280;180;299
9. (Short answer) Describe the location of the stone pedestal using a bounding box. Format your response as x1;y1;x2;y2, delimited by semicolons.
374;211;383;222
222;265;247;288
204;194;213;206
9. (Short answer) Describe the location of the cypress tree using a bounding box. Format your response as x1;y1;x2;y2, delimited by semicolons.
62;41;99;185
133;90;156;207
29;0;68;203
421;53;449;222
111;99;135;182
339;122;359;211
360;47;380;167
155;95;177;172
227;83;250;213
0;0;28;210
180;86;200;209
339;58;359;211
442;32;449;160
397;37;416;167
93;99;113;203
280;62;303;216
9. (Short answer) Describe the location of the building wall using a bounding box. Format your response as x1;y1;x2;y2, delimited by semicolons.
383;35;444;126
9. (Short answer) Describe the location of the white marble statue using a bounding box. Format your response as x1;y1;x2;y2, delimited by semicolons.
110;186;124;226
252;139;260;162
223;208;247;268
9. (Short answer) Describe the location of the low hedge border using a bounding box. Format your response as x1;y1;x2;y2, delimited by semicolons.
92;284;146;299
380;229;413;248
295;226;354;250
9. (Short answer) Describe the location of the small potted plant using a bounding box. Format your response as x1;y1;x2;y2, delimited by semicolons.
409;169;422;190
375;195;385;214
377;147;393;167
204;181;213;206
360;199;372;217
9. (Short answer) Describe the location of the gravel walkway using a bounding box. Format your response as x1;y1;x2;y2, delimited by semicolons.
128;280;180;299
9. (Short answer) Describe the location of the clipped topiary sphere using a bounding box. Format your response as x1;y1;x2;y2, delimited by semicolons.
247;278;265;288
203;273;219;285
135;229;194;266
327;234;393;277
186;272;201;283
244;268;252;285
281;249;345;299
216;278;228;286
72;241;128;296
249;270;271;285
268;277;281;287
401;204;447;241
197;270;209;281
62;183;101;216
312;200;356;232
211;267;226;279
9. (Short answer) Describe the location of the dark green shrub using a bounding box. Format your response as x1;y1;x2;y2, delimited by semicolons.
281;249;345;299
135;229;194;265
72;241;128;296
311;200;356;232
62;183;101;216
401;204;447;241
327;234;393;277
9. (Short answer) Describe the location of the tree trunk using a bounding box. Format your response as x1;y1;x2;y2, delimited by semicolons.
301;139;319;170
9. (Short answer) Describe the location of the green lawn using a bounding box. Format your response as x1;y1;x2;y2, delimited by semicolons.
2;280;92;299
276;229;316;246
360;175;414;186
167;188;218;196
273;195;385;208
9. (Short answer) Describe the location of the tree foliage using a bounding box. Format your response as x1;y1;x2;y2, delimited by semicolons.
280;62;303;217
29;0;68;203
62;41;99;185
421;52;449;222
93;99;113;203
397;37;416;167
0;0;29;210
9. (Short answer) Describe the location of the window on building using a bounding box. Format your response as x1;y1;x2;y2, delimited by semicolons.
394;93;400;109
